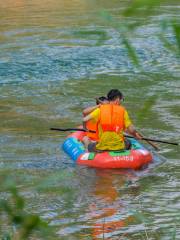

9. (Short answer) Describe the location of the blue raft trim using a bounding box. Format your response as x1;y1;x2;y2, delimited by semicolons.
62;137;86;161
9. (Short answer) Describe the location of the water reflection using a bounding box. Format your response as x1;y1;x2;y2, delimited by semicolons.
86;170;138;239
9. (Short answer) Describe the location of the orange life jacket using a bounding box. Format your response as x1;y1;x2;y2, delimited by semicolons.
99;104;125;133
86;120;99;141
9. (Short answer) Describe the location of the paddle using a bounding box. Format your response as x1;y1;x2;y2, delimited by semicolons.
136;132;159;151
125;134;178;146
50;127;96;133
50;128;178;146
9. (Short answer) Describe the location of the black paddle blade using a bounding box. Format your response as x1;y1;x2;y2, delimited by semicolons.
50;128;96;133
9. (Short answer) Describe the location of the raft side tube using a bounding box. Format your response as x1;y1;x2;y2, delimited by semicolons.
62;137;86;161
62;131;153;169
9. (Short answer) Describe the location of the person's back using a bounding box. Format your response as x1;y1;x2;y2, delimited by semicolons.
96;103;126;150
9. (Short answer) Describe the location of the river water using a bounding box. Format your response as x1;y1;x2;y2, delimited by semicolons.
0;0;180;239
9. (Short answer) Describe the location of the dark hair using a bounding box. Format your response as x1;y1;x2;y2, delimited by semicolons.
96;96;108;105
107;89;123;101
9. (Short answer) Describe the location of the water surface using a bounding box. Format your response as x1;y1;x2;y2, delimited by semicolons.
0;0;180;239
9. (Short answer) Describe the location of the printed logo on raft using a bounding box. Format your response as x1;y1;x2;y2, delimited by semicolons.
113;150;149;162
113;156;134;162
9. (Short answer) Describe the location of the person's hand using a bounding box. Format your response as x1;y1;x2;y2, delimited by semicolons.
134;131;143;140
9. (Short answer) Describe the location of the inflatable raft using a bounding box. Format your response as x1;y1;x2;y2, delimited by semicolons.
62;130;153;169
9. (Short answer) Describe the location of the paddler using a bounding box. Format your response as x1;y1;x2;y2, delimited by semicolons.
83;89;142;152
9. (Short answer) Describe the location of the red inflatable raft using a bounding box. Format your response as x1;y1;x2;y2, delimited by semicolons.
62;131;153;169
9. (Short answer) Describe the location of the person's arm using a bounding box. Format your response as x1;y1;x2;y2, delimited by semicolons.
124;110;142;140
83;113;93;123
82;113;94;131
83;105;100;116
126;124;142;140
83;108;100;131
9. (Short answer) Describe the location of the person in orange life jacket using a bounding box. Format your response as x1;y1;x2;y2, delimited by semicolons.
83;89;142;152
82;96;108;148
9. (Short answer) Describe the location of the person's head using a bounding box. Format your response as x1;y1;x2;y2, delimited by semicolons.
96;96;108;105
107;89;124;104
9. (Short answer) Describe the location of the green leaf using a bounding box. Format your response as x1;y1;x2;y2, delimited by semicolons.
2;234;12;240
122;37;140;67
136;96;156;122
172;21;180;54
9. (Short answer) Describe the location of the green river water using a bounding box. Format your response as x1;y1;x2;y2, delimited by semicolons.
0;0;180;239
